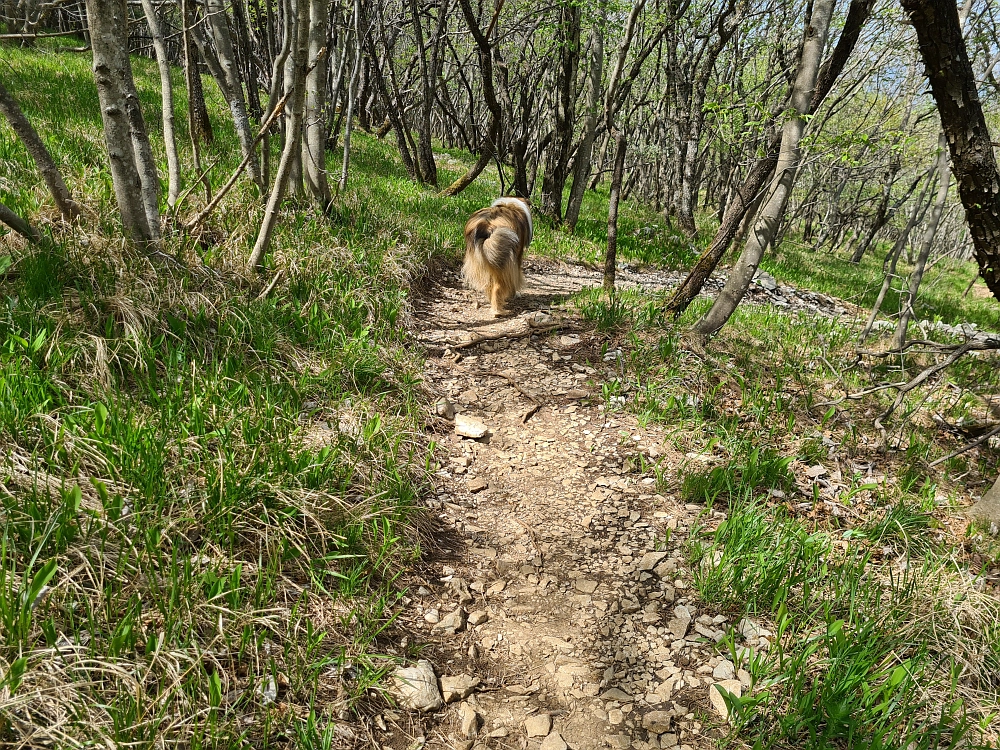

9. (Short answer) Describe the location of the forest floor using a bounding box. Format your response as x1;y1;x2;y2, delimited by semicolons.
370;258;1000;750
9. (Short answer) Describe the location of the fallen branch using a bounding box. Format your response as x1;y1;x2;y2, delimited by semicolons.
476;369;542;403
929;423;1000;467
882;341;977;420
255;269;284;301
521;403;542;423
448;323;564;350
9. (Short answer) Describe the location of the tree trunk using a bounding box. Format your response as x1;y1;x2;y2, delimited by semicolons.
604;132;627;291
891;135;950;349
85;0;157;244
408;0;438;186
691;0;836;340
901;0;1000;301
858;168;934;344
439;0;503;197
248;0;310;271
182;0;213;145
0;80;81;221
565;7;604;232
338;0;362;193
302;0;331;208
666;0;874;317
205;0;263;194
140;0;180;208
539;2;582;222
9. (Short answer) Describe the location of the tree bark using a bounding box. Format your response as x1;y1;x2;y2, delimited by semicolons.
539;1;582;222
565;7;604;232
0;80;81;221
901;0;1000;300
604;132;627;291
205;0;264;193
891;135;950;349
181;0;213;145
691;0;836;340
665;0;875;317
85;0;157;244
439;0;503;197
338;0;362;193
0;200;41;243
248;0;310;271
140;0;180;208
303;0;331;208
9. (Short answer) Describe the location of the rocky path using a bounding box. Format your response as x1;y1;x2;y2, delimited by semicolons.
373;260;777;750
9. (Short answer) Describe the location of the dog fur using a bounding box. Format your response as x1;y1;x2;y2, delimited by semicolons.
462;197;532;315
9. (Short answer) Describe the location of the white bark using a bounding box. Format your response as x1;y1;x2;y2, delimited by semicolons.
692;0;836;339
141;0;180;208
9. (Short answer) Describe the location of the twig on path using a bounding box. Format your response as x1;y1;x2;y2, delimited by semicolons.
448;323;565;350
521;404;542;424
477;370;541;403
929;423;1000;467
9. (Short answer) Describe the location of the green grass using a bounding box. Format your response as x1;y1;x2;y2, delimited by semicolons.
763;238;1000;332
0;40;447;748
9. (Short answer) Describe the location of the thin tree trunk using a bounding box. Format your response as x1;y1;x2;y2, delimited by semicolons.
439;0;503;196
248;0;310;271
539;2;582;221
338;0;362;193
664;0;875;317
565;7;604;232
181;0;213;145
891;135;950;349
205;0;264;194
691;0;836;341
85;0;156;244
303;0;331;208
0;200;41;243
604;132;627;291
0;80;81;221
141;0;180;208
859;168;935;344
408;0;437;186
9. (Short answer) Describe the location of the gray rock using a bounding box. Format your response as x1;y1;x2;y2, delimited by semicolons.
641;711;673;733
455;414;488;439
638;551;668;572
433;608;467;634
660;733;678;748
441;674;480;703
436;398;456;420
667;605;692;639
468;610;489;626
969;475;1000;525
712;659;735;681
607;734;632;749
450;578;474;604
540;732;568;750
467;477;489;493
391;661;443;712
458;701;480;739
600;688;633;702
755;271;778;291
525;713;552;737
575;579;599;594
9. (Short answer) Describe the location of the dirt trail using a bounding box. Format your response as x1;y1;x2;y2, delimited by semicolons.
388;260;748;750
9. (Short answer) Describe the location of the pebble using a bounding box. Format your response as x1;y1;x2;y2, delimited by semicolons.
468;609;490;626
540;732;568;750
709;680;743;720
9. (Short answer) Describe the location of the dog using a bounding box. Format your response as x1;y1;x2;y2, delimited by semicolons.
462;196;532;316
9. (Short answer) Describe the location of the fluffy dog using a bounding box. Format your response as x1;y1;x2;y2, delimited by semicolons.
462;197;532;316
